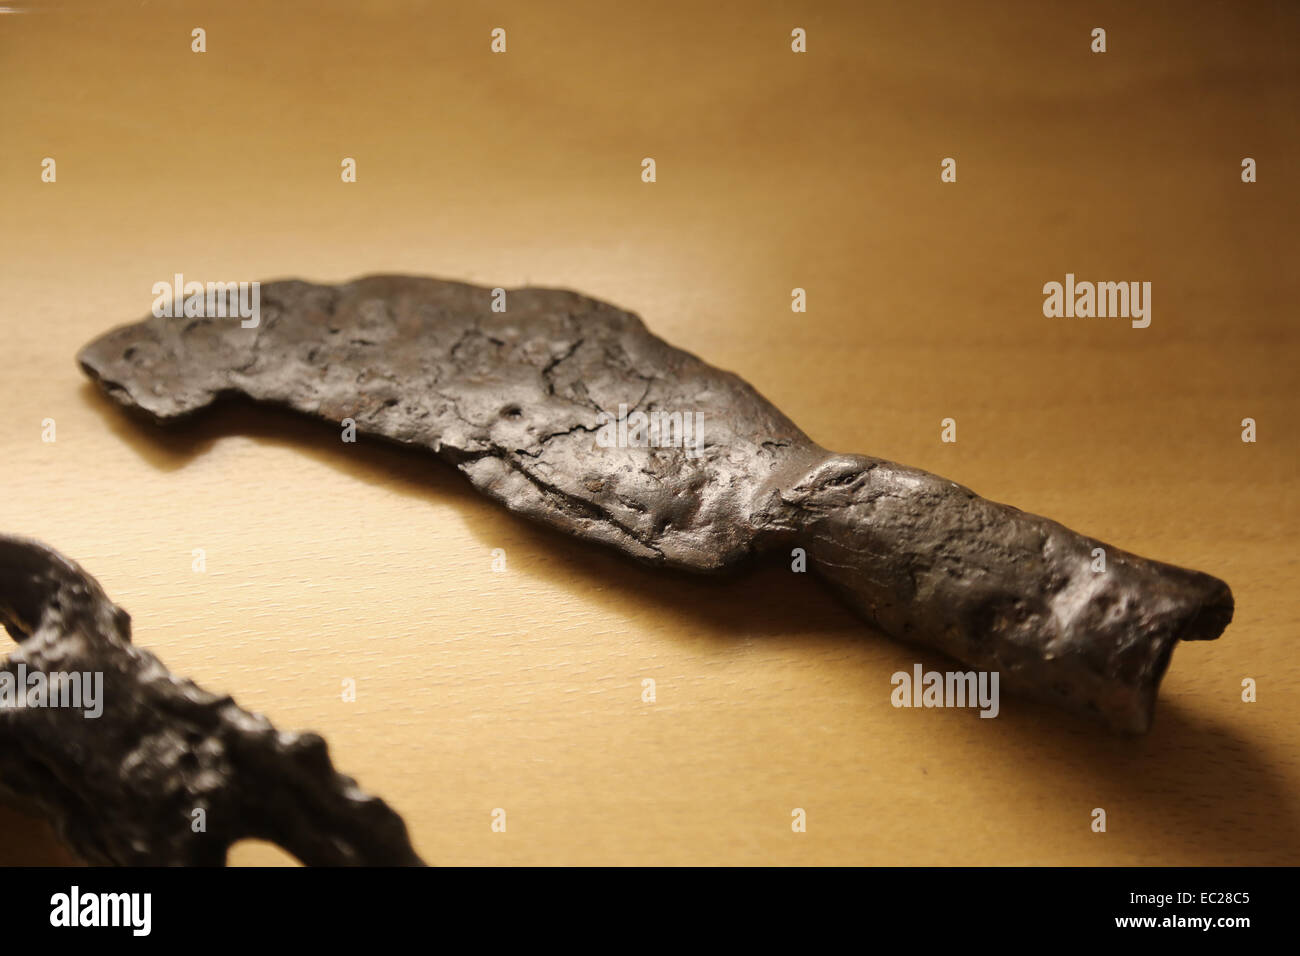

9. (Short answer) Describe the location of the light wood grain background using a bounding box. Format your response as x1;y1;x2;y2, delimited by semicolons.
1;0;1296;865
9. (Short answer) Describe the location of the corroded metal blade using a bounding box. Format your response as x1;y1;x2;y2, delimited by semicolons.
78;275;1233;733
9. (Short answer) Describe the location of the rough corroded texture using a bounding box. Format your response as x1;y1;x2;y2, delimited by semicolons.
79;275;1234;733
0;534;424;866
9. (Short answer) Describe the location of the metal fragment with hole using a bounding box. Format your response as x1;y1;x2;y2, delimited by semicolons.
0;534;424;866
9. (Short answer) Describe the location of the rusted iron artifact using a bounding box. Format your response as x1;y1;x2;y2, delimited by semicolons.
79;275;1233;733
0;534;424;866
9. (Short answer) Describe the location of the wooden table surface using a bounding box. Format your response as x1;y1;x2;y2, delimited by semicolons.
1;0;1296;866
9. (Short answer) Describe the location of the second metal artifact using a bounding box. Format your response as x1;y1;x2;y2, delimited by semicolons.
0;534;424;866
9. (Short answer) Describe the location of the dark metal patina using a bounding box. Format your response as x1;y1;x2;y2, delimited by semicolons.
79;275;1234;733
